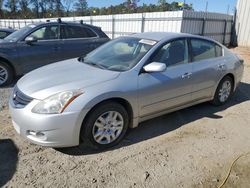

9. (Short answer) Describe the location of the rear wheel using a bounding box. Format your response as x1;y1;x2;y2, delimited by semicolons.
0;61;14;86
211;76;233;106
80;102;129;150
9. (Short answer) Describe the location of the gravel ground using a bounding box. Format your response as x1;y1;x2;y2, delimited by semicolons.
0;78;18;111
0;88;11;111
1;47;250;188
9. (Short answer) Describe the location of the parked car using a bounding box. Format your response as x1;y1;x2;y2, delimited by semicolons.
0;19;109;86
9;32;244;150
0;28;15;39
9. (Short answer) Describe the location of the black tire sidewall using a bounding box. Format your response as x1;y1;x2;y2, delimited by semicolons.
0;61;14;86
81;102;129;150
212;76;233;106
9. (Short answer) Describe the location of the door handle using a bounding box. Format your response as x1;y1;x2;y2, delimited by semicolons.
181;72;192;79
90;43;97;48
53;46;61;51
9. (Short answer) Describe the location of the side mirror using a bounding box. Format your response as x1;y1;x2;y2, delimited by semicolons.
25;36;37;44
143;62;166;73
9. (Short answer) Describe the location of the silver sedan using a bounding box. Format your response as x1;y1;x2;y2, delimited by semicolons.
9;32;244;149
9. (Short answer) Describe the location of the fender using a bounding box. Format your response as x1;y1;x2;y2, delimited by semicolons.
81;91;138;119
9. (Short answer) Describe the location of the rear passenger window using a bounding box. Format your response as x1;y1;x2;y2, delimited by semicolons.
64;25;97;39
191;39;216;62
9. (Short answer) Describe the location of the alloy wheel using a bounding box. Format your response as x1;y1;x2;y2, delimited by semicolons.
0;65;8;85
92;111;124;145
218;80;232;102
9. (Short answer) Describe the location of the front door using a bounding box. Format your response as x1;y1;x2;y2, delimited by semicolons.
17;24;62;73
138;39;193;117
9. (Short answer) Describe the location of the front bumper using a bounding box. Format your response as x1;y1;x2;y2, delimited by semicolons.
9;99;87;147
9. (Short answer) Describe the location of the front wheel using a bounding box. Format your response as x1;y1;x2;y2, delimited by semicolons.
211;76;234;106
0;62;14;87
80;102;129;150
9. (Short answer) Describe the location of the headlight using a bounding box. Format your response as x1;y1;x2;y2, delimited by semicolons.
32;90;83;114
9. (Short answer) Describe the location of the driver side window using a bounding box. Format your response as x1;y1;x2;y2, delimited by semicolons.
152;39;189;67
27;25;59;41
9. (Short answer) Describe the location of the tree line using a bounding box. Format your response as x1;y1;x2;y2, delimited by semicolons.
0;0;193;19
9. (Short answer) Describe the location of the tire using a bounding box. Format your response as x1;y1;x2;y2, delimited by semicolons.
211;76;234;106
0;61;14;87
80;102;129;150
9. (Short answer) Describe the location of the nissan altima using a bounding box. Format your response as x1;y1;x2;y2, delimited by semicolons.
9;32;244;150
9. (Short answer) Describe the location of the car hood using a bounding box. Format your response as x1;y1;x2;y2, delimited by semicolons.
0;39;16;49
17;58;120;99
0;39;12;44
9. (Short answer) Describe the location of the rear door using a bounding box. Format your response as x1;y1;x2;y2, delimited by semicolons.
189;38;226;100
60;24;101;59
16;24;63;73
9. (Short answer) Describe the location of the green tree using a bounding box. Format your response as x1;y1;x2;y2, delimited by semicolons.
0;0;194;19
158;0;166;6
63;0;76;16
19;0;31;18
74;0;88;16
125;0;139;9
39;0;54;18
158;0;171;11
55;0;64;17
0;0;4;17
30;0;40;18
5;0;18;14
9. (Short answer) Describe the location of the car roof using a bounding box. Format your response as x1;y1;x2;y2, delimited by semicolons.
131;32;218;44
28;21;99;29
0;28;16;32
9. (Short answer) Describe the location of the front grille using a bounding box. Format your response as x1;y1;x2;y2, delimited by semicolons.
12;86;33;108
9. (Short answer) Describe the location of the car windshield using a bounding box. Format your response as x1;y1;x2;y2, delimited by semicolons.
4;25;35;42
80;37;156;71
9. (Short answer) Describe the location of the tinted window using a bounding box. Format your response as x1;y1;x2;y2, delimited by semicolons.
5;25;33;42
215;45;223;57
64;25;97;39
152;39;189;67
191;39;216;61
0;31;8;38
27;25;59;40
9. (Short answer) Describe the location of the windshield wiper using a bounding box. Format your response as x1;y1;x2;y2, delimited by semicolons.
78;56;107;70
85;61;107;70
78;56;85;62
